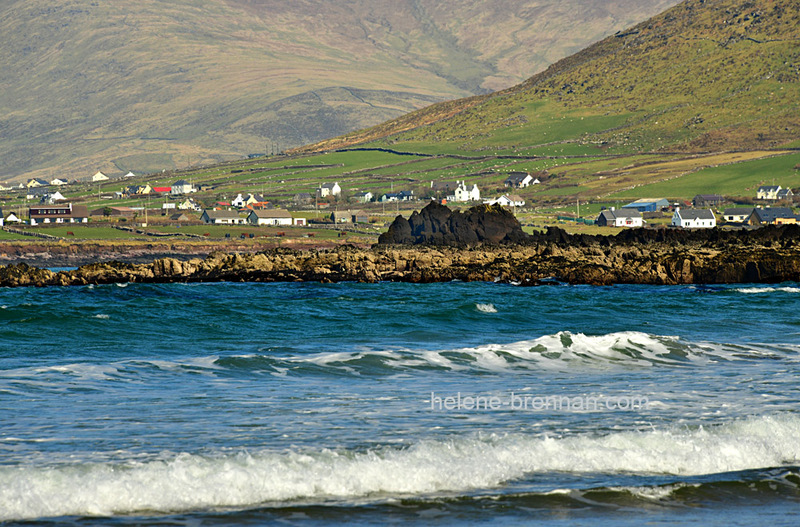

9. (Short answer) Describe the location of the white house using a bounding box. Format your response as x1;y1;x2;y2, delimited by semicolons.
39;191;66;204
177;198;201;211
757;185;781;200
452;181;480;202
247;209;293;226
92;171;109;182
354;191;373;203
672;208;716;229
596;208;643;228
50;178;69;186
26;178;49;188
232;193;266;208
504;172;539;188
171;180;195;195
200;209;245;225
380;190;415;202
317;182;341;199
123;171;137;178
486;194;525;207
4;212;22;224
722;207;754;223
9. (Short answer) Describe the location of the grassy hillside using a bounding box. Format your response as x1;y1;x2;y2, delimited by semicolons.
306;0;799;155
0;0;676;183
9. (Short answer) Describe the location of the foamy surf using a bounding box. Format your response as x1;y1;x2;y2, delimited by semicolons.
476;303;498;313
1;414;797;521
256;331;712;374
736;286;800;294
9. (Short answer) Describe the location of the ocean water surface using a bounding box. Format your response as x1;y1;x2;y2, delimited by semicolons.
0;281;799;525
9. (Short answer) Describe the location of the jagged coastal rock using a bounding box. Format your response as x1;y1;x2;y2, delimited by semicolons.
3;204;800;287
378;202;529;245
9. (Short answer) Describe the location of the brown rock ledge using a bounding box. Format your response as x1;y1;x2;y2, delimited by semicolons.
2;239;800;287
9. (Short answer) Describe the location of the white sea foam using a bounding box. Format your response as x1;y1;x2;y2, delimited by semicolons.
93;314;110;319
736;286;800;294
233;331;791;374
476;303;498;313
0;414;797;520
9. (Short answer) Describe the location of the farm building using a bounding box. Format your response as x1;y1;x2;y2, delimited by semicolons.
622;198;669;213
692;194;724;208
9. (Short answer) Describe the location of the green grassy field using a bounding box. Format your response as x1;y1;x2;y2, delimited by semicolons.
0;229;28;240
23;226;146;240
609;152;800;200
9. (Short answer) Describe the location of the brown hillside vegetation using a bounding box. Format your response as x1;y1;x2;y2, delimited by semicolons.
302;0;800;154
0;0;676;183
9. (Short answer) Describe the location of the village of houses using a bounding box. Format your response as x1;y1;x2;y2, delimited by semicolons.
0;169;798;236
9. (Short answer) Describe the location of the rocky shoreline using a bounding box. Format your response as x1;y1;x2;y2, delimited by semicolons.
1;234;799;287
2;203;800;287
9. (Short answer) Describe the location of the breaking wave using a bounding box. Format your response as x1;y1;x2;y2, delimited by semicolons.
1;414;797;520
2;333;797;388
736;286;800;294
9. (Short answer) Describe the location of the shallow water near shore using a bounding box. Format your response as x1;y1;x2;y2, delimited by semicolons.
1;281;799;525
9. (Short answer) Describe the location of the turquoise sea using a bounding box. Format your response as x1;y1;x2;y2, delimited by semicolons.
1;281;799;525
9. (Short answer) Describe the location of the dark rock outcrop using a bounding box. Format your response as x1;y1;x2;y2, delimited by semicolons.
378;202;529;245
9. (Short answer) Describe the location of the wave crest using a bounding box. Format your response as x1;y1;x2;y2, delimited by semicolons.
1;414;798;520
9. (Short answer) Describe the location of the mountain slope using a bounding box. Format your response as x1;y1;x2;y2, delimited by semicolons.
310;0;799;155
0;0;677;182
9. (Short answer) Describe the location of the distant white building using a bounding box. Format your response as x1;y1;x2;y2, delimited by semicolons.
171;180;195;195
504;172;538;188
757;185;781;200
722;207;754;223
452;181;480;202
50;178;69;186
40;191;66;204
92;171;109;182
354;191;373;203
486;194;525;207
123;171;137;178
247;209;294;226
177;198;201;211
672;208;716;229
200;209;245;225
26;178;49;188
596;208;643;228
316;182;341;199
4;212;22;224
